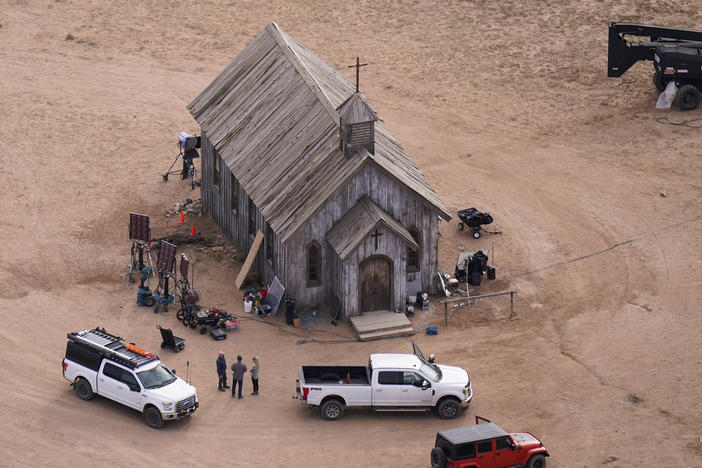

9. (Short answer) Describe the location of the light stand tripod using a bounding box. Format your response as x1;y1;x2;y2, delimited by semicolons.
153;241;177;313
162;132;200;190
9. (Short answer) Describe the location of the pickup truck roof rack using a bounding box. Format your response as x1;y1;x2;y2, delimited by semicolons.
67;327;158;369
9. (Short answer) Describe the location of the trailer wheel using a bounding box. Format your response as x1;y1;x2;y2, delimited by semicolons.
430;447;446;468
675;84;701;111
472;230;481;239
182;315;191;327
458;222;464;231
320;399;344;420
74;377;94;401
144;296;155;307
652;71;668;92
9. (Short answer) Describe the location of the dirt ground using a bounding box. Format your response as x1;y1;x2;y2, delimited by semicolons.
1;1;701;466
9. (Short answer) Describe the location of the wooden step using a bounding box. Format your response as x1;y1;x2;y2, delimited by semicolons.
357;326;414;341
352;318;412;334
350;312;411;334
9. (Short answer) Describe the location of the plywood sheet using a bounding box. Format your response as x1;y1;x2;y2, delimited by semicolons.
235;230;264;290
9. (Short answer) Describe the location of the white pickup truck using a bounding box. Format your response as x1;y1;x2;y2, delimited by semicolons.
294;342;472;420
62;328;198;429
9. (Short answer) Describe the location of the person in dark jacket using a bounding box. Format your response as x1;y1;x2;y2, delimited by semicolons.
216;351;229;391
231;355;247;399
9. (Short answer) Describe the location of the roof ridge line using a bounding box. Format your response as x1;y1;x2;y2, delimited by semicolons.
266;22;340;128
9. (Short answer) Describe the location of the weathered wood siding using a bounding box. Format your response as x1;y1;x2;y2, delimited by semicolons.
201;133;283;287
285;161;440;317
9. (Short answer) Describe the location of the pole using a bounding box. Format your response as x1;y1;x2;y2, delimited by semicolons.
444;301;448;326
491;240;495;267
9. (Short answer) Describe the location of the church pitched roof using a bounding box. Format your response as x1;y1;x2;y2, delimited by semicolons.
326;196;417;260
188;22;451;240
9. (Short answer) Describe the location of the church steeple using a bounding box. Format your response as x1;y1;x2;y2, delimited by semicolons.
338;92;377;157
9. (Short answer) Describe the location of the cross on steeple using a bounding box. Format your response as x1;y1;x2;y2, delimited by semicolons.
348;57;368;93
371;228;383;250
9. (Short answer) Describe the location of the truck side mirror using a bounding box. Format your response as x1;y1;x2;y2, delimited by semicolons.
172;368;176;375
422;380;430;390
428;354;435;363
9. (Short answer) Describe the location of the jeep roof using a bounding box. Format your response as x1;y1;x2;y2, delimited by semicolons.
438;423;508;445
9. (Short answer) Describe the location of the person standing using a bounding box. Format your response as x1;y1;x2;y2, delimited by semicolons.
231;355;247;399
250;356;260;396
216;351;229;391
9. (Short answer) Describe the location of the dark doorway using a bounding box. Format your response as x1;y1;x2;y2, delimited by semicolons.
359;256;392;313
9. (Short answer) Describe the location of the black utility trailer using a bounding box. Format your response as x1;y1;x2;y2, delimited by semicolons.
608;22;702;110
457;208;494;238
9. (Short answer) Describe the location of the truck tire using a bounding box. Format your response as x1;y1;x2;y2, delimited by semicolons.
320;399;344;421
675;84;701;111
437;398;461;419
144;405;164;429
430;447;446;468
527;454;547;468
652;71;668;92
74;377;94;401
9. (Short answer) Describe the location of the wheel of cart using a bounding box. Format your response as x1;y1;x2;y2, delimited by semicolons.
472;227;481;238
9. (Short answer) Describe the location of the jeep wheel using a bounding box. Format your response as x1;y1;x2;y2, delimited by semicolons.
437;398;461;419
676;84;701;111
144;406;164;429
74;378;93;401
320;399;344;421
430;447;446;468
527;454;547;468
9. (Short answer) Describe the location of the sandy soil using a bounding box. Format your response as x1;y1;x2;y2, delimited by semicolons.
1;1;701;466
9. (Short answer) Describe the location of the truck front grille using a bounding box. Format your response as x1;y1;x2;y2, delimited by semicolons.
177;395;196;411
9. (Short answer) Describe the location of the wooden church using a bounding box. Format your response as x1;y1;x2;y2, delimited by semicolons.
187;22;451;319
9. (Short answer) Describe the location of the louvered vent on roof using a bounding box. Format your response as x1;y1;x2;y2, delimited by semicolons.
338;92;377;158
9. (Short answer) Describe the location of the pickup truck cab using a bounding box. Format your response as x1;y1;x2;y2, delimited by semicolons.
430;416;550;468
62;328;198;429
295;341;472;420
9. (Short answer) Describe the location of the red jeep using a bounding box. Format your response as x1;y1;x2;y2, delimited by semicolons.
430;417;549;468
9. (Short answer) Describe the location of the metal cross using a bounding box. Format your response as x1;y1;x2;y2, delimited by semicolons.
371;228;383;250
348;57;368;93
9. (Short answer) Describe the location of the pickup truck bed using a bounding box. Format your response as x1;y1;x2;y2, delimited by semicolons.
301;365;369;385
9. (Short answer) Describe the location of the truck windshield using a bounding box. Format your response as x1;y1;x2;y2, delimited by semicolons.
420;361;441;382
137;364;177;389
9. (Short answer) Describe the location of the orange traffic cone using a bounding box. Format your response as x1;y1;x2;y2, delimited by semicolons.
179;211;185;224
191;225;196;236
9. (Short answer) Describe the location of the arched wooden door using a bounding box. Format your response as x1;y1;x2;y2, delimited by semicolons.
359;256;392;313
